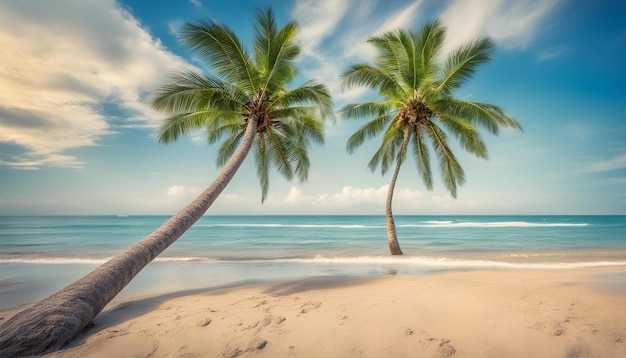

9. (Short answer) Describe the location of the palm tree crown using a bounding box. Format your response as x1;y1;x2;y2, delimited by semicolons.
342;18;521;197
341;19;522;254
152;7;333;201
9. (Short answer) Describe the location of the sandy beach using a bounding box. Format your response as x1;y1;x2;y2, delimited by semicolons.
2;268;623;357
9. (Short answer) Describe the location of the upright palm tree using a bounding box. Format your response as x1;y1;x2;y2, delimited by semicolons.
341;19;521;255
0;8;332;357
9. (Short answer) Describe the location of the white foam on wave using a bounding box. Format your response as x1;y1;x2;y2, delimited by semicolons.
404;221;589;228
0;256;219;265
4;255;623;270
197;223;384;229
281;255;626;269
0;257;110;265
197;221;587;229
154;257;216;263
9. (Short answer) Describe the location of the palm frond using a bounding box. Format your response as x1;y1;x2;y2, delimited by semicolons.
341;64;406;99
437;115;488;159
436;37;494;94
339;100;396;121
276;113;325;145
151;71;245;115
253;7;300;94
368;30;407;84
181;19;258;92
367;118;404;174
346;111;396;154
216;129;245;166
434;98;522;134
411;125;433;190
395;29;420;93
157;111;216;144
416;19;445;78
264;129;294;181
269;124;311;182
206;115;244;144
271;81;334;121
427;123;465;198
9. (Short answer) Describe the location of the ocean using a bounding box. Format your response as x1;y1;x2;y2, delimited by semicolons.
1;215;625;309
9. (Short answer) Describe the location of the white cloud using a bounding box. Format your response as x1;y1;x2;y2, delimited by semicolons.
282;185;422;208
168;19;185;37
167;185;188;197
584;153;626;173
207;184;503;215
293;0;350;57
537;45;569;61
189;0;202;8
372;0;423;36
0;0;192;169
440;0;560;53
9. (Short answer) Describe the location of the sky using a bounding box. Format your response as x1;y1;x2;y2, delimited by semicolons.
0;0;625;215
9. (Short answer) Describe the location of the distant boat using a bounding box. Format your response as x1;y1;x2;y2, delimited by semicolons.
116;215;129;217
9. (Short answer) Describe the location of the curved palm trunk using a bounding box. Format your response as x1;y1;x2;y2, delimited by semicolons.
386;161;404;255
0;118;259;357
385;128;411;255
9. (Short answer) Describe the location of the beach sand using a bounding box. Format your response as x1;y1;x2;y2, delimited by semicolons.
2;269;625;357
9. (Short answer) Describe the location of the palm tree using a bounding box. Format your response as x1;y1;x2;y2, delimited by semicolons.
0;8;332;357
341;19;521;255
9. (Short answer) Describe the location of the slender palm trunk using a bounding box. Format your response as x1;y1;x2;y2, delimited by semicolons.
385;128;411;255
0;118;259;357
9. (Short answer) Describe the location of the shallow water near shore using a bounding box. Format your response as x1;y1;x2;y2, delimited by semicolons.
1;215;625;309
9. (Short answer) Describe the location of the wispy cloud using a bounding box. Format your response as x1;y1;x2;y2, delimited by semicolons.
372;0;423;36
0;0;191;169
584;153;626;173
440;0;561;53
189;0;202;8
168;19;185;37
293;0;351;58
537;44;569;61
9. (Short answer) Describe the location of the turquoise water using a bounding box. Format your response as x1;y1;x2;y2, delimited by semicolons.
1;215;625;309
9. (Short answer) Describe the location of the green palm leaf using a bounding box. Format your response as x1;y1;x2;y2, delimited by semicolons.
181;19;258;92
436;37;493;95
412;126;433;190
152;8;332;202
427;123;465;198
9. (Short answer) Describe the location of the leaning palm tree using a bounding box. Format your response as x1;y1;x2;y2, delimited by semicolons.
0;8;332;357
341;19;521;255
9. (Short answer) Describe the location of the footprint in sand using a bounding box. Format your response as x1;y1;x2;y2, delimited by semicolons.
437;338;456;357
565;341;590;358
198;318;212;327
299;302;321;314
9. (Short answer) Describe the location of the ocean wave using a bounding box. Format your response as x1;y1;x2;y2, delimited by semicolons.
195;221;588;229
3;254;623;270
0;257;110;265
196;223;385;229
154;257;217;263
403;221;589;228
283;256;626;269
0;256;218;265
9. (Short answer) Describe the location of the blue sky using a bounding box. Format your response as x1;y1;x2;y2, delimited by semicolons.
0;0;625;215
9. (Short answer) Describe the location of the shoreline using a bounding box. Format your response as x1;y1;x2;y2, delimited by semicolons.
3;268;624;357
